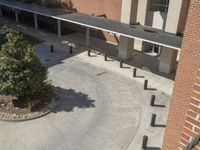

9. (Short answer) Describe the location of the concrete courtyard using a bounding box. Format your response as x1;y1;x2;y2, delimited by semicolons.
0;18;174;150
0;42;171;150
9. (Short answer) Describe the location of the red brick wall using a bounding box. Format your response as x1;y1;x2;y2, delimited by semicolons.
70;0;122;43
180;69;200;149
162;0;200;149
71;0;122;21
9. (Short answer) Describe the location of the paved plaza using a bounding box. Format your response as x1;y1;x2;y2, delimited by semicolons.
0;42;171;150
0;19;174;150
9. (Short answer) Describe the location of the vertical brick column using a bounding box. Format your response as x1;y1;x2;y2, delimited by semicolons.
162;0;200;149
179;69;200;149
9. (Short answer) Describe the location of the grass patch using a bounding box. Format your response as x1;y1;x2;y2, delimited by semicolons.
22;33;44;46
0;26;43;48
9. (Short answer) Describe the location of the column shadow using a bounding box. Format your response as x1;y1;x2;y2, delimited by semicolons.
146;88;157;91
154;124;166;128
152;104;166;108
145;147;161;150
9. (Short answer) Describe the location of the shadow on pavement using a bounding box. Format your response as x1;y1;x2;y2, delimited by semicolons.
145;147;161;150
53;88;95;113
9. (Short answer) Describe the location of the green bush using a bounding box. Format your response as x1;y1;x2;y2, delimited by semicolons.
0;29;48;98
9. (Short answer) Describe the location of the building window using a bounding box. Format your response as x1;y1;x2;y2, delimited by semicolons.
150;0;169;13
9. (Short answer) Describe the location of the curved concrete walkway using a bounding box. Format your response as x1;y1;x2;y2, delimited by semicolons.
0;43;170;150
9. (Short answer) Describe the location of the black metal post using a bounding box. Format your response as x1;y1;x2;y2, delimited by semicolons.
120;60;123;68
150;95;156;106
142;135;148;149
133;68;137;77
88;49;91;56
144;80;148;90
69;45;73;54
50;45;54;53
104;54;108;61
150;114;156;127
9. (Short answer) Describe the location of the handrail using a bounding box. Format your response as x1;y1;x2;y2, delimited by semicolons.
184;134;200;150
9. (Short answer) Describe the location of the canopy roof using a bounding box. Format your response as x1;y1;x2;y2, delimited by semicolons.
0;0;182;50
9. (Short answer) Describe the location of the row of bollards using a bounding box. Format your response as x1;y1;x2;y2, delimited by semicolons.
87;51;125;68
85;47;164;149
85;47;164;148
50;45;73;54
141;95;166;149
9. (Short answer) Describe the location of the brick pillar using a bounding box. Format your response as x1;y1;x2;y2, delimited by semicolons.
162;0;200;149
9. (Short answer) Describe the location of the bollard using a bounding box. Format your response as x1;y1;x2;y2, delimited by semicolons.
144;80;148;90
104;54;108;61
50;45;54;53
150;95;156;106
142;135;148;149
120;60;123;68
88;49;91;56
69;45;73;54
150;114;156;127
133;68;137;77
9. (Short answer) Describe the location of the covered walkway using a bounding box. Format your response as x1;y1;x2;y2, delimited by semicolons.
0;0;182;50
0;0;183;74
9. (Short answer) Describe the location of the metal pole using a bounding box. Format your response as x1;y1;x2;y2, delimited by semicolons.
142;135;148;149
50;45;54;53
104;54;108;61
133;68;137;77
144;80;148;90
86;28;90;46
57;20;61;38
150;95;156;106
69;45;73;54
34;13;38;30
15;9;19;24
120;60;123;68
88;49;91;56
150;114;156;127
0;6;3;17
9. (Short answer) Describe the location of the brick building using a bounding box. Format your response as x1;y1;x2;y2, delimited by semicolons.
0;0;199;149
163;0;200;149
0;0;189;74
68;0;190;75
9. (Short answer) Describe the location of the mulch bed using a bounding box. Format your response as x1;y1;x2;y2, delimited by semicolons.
0;85;61;121
0;95;31;116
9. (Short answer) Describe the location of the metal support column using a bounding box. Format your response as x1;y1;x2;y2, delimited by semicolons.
0;6;2;17
86;27;90;46
57;19;61;38
15;9;19;24
34;13;38;30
